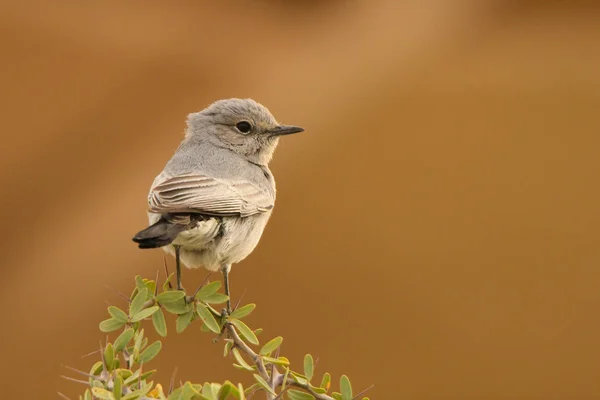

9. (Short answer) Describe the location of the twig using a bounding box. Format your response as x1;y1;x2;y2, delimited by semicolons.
225;323;273;399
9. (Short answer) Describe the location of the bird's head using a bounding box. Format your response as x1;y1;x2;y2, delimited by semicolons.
186;98;304;165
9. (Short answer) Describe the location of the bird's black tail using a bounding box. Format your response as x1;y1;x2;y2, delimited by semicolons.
132;218;187;249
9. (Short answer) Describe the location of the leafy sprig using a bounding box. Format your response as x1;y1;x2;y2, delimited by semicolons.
61;274;372;400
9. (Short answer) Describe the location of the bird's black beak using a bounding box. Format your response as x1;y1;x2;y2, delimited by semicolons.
269;125;305;137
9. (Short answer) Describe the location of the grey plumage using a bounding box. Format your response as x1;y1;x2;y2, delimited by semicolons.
133;98;303;283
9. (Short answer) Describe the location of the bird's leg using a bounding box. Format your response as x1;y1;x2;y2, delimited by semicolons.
221;264;232;314
174;245;183;291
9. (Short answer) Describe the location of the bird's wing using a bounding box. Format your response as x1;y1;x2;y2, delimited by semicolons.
148;173;273;217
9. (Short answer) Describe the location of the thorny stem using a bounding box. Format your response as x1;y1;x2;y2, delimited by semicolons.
75;282;360;400
225;323;336;400
225;323;270;379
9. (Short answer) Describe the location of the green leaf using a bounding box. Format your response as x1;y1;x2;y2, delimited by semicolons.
152;309;167;337
92;379;105;388
218;381;238;400
131;306;159;322
139;340;162;364
104;343;115;371
281;367;290;392
287;390;315;400
292;374;308;386
140;369;157;381
253;374;276;396
304;354;314;381
163;273;175;292
229;319;258;345
121;393;142;400
135;276;146;291
320;373;331;390
195;281;221;301
231;348;255;371
309;385;326;394
133;329;145;355
202;382;219;399
108;306;129;323
130;288;148;317
114;328;135;352
262;356;290;366
340;375;352;400
83;389;92;400
176;310;194;333
143;279;156;295
99;318;125;333
167;387;183;400
331;394;342;400
88;361;103;385
161;300;192;315
238;383;245;400
223;340;233;357
196;304;221;333
123;368;141;385
115;369;132;381
229;304;255;319
113;375;123;400
91;388;115;400
156;290;186;304
259;336;283;356
243;384;260;397
181;381;201;400
202;293;229;304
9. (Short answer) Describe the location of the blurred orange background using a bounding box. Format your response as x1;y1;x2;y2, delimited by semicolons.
1;1;599;398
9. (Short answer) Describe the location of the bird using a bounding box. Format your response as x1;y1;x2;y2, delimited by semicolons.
132;98;304;311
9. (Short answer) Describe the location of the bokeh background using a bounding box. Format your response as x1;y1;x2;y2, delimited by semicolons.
1;0;599;398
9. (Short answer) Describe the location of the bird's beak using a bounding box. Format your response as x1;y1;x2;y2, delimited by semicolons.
269;125;305;137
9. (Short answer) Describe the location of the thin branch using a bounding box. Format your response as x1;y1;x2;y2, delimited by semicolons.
225;323;273;399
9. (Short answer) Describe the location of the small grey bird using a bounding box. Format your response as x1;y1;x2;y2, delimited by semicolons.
132;98;304;310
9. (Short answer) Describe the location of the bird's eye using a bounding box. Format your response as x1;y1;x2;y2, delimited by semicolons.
235;121;252;133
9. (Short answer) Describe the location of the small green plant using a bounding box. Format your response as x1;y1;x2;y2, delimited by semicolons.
60;273;372;400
